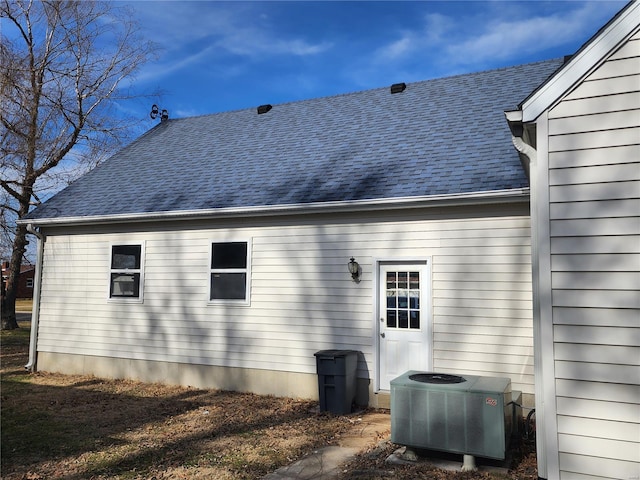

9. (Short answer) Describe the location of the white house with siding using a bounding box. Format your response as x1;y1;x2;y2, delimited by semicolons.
19;4;640;478
506;2;640;479
21;58;563;411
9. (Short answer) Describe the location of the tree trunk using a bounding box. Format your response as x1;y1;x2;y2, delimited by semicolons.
1;225;28;330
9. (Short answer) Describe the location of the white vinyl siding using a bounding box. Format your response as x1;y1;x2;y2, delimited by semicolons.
545;29;640;480
36;204;535;395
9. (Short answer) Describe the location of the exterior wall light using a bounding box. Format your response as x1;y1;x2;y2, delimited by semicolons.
348;257;360;280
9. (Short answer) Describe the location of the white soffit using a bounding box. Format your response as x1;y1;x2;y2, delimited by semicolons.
522;2;640;123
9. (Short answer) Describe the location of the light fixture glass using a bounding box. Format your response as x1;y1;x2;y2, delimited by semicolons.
348;257;359;280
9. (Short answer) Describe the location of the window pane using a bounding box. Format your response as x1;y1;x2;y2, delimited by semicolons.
386;292;396;308
211;273;246;300
110;273;140;297
409;291;420;309
212;242;247;269
398;290;408;308
410;311;420;329
409;272;420;289
386;272;396;289
398;310;409;328
398;272;408;288
111;245;141;269
386;310;396;328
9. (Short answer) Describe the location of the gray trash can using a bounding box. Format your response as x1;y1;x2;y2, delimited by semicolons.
314;350;358;415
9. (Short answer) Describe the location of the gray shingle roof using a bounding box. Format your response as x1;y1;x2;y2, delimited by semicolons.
26;58;564;221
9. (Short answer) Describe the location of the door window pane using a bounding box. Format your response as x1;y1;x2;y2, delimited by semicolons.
387;310;397;328
386;272;396;289
398;290;408;308
386;292;396;308
385;270;421;330
410;311;420;329
409;272;420;289
409;291;420;309
398;310;409;329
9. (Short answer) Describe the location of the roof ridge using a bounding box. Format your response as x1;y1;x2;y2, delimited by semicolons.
163;57;565;122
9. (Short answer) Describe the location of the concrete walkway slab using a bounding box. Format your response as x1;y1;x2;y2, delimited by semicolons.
262;445;361;480
262;411;390;480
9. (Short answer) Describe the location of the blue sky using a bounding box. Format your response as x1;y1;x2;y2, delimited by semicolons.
126;0;627;122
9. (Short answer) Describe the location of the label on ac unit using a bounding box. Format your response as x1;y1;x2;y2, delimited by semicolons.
485;397;498;407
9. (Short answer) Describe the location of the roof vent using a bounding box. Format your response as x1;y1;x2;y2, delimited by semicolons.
390;83;406;94
257;104;272;114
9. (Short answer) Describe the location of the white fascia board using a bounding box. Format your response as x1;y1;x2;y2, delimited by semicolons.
18;188;530;227
504;110;523;123
522;2;640;123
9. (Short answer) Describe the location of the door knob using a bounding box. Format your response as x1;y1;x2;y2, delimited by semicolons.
380;332;385;338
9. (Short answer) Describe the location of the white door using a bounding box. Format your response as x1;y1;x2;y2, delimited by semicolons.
378;262;431;391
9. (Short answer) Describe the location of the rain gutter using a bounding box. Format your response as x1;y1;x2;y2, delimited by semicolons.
17;188;530;228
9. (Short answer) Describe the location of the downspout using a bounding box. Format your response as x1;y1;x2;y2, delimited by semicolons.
505;110;547;480
25;224;45;372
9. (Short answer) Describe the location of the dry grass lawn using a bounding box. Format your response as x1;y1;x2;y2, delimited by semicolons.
1;321;353;480
2;320;538;480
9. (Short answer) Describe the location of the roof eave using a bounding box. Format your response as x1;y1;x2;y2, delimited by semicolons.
19;188;530;228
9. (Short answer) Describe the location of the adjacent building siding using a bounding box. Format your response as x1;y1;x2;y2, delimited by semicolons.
36;203;535;401
546;29;640;479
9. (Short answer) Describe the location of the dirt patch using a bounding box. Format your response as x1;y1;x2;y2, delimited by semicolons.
337;436;538;479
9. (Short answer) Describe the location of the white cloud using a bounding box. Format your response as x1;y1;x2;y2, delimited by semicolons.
377;36;413;61
215;28;332;57
445;3;605;64
368;2;623;72
134;44;217;83
128;1;332;84
373;13;454;63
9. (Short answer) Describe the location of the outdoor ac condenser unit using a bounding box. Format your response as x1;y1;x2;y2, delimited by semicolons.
390;371;513;460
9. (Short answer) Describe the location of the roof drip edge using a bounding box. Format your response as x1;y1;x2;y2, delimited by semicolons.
19;188;530;228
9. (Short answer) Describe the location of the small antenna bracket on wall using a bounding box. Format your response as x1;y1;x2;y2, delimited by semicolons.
150;104;169;121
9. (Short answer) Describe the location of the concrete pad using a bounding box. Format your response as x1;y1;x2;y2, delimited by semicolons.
262;446;360;480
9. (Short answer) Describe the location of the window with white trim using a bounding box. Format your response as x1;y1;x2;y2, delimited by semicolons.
210;241;250;303
109;244;143;300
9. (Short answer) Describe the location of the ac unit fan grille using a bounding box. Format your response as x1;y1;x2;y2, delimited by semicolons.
409;373;466;384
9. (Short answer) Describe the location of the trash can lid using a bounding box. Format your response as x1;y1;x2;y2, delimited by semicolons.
314;349;358;357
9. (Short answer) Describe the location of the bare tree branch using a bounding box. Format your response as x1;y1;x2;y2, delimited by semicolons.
1;0;158;329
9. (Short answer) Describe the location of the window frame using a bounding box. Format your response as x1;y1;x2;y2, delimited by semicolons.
208;239;251;306
108;242;145;303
